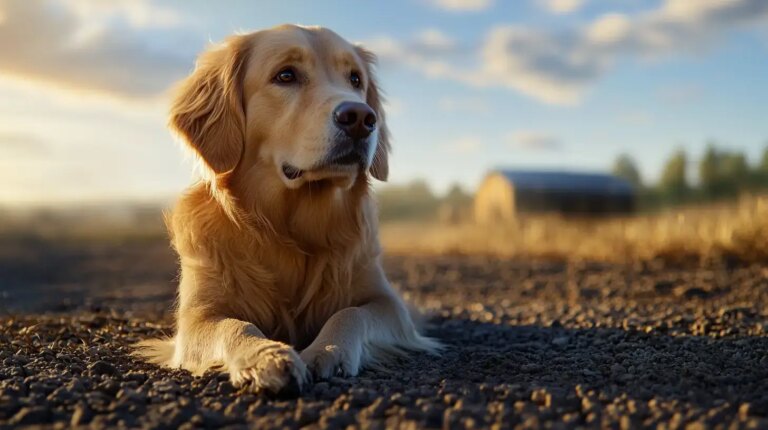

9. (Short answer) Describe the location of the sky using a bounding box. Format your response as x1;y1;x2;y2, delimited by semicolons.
1;0;767;205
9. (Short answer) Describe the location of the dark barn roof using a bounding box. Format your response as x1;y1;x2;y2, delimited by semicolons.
495;169;635;196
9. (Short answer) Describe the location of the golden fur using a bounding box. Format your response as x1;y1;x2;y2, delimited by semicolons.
136;24;439;394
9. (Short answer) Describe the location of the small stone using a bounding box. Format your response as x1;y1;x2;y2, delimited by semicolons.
47;386;75;404
531;389;549;406
361;398;388;419
217;381;235;395
294;405;320;426
10;406;50;425
88;360;117;376
202;409;227;427
153;379;181;394
521;363;542;372
70;404;93;426
124;371;147;383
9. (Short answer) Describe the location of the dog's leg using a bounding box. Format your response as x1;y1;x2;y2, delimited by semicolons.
300;265;441;379
174;315;307;395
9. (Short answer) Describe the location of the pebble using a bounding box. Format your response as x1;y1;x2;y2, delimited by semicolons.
9;406;50;425
88;360;118;376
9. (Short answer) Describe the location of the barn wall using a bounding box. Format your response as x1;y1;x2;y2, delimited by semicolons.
515;190;635;215
474;172;636;222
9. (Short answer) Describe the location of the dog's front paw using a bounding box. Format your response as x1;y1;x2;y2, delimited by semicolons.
300;343;362;380
228;340;308;396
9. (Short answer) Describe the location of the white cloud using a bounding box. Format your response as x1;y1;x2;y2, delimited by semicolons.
0;0;195;100
437;97;490;113
0;131;47;158
371;0;768;105
68;0;184;29
618;111;653;126
507;131;562;151
366;28;463;65
426;0;494;12
538;0;586;14
486;0;768;103
657;84;703;105
587;13;631;44
385;97;406;117
364;33;466;82
444;136;483;154
415;29;457;51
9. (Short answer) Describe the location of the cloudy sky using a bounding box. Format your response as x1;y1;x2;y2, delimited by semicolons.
1;0;767;204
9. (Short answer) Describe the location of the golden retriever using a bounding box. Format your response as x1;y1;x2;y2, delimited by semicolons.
136;24;440;395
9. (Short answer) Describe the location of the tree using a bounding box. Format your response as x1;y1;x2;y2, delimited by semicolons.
760;146;768;174
443;184;472;205
700;144;750;197
699;144;721;198
720;152;749;190
756;146;768;190
376;180;439;222
439;183;473;224
660;149;689;203
611;154;642;188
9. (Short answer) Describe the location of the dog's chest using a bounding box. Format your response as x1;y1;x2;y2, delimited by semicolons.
263;251;355;346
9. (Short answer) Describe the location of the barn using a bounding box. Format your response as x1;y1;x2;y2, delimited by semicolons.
474;169;635;223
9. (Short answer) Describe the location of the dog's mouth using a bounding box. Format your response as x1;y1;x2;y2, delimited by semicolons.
281;151;365;183
326;150;364;166
281;164;304;180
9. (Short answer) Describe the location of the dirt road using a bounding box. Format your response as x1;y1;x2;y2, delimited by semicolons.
2;240;768;428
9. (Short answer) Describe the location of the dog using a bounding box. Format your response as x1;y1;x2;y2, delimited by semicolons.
136;24;441;395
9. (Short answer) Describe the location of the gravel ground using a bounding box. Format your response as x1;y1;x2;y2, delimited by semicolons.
2;242;768;429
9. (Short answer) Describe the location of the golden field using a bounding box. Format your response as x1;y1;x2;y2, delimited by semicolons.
380;195;768;264
2;195;767;265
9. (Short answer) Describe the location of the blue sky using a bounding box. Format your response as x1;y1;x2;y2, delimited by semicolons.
1;0;767;204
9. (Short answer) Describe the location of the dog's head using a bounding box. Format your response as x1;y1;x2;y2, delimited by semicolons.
170;24;390;191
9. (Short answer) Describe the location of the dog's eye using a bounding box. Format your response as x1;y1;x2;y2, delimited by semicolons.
350;71;362;89
274;68;297;84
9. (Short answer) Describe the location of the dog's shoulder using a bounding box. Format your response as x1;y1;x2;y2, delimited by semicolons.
168;182;240;257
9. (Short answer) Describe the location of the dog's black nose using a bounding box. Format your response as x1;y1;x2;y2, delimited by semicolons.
333;102;376;140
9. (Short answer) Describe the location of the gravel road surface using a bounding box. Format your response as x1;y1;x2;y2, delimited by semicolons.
2;241;768;428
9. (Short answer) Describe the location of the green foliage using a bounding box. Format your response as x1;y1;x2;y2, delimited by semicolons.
377;180;439;222
377;181;476;223
642;143;768;209
659;149;689;203
760;146;768;174
699;144;721;198
699;143;754;199
443;184;473;207
611;154;642;187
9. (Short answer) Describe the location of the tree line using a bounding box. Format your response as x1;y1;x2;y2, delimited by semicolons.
612;143;768;209
376;142;768;222
377;180;472;222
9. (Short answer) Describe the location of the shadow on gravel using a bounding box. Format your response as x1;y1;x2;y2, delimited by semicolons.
414;316;768;415
0;237;177;315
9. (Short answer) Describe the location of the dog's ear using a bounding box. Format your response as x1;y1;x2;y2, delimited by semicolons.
355;46;390;182
170;36;251;175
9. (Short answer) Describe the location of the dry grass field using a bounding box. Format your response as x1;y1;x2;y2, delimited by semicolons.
381;195;768;265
